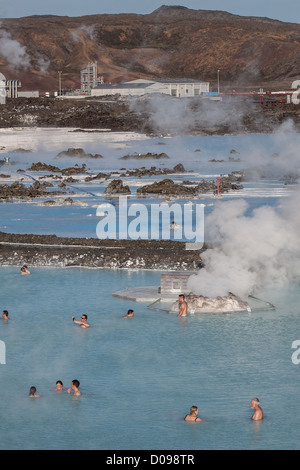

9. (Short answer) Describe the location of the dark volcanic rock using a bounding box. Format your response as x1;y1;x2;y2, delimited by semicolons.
122;164;189;178
85;172;108;182
137;173;243;196
57;148;103;158
0;232;204;270
0;181;66;199
120;152;170;160
137;178;203;197
28;162;61;172
61;164;87;175
104;179;131;195
173;163;186;172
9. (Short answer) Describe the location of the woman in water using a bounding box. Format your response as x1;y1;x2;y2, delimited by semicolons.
184;406;202;422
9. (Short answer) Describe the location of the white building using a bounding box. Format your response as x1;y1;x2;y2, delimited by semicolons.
0;73;6;104
6;80;22;98
91;78;209;98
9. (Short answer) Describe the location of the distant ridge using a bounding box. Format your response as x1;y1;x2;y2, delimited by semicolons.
0;5;299;91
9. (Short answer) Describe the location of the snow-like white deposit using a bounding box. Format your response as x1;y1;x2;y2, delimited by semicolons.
171;292;250;313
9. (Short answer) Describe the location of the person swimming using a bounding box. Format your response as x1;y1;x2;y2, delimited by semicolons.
29;386;40;398
184;406;202;422
72;314;90;328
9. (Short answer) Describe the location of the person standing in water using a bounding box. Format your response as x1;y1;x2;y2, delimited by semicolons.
250;398;263;421
67;379;81;396
184;406;202;422
177;294;187;317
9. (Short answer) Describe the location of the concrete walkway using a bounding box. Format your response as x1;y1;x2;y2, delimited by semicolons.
112;286;161;303
112;285;178;303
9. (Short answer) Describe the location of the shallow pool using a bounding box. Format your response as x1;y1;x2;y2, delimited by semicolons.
0;266;299;450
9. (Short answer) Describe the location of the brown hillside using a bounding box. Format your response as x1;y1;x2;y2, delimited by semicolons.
0;5;300;92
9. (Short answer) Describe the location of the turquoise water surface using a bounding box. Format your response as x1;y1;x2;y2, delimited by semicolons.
0;266;299;450
0;132;297;238
0;130;299;450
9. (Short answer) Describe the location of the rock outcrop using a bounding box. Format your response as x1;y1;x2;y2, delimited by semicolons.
104;179;131;195
171;292;250;313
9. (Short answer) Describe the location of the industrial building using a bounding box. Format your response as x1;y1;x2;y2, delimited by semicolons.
0;72;39;101
80;62;104;95
91;78;210;98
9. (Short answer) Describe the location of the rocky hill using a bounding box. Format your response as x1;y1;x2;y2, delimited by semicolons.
0;5;300;92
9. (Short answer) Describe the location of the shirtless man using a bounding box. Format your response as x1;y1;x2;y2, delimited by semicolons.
67;379;81;396
250;398;263;421
177;294;187;317
2;310;9;321
72;314;90;328
123;309;134;318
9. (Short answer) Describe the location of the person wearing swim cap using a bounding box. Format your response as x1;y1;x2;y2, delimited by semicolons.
250;398;263;421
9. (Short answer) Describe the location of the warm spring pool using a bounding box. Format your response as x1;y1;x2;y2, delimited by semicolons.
0;266;299;450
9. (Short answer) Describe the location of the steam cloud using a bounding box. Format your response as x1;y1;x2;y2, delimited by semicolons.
187;183;300;299
36;54;50;75
0;26;31;70
71;25;95;42
129;93;257;135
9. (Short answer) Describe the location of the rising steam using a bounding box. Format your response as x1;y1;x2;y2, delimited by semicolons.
0;25;31;70
187;184;300;298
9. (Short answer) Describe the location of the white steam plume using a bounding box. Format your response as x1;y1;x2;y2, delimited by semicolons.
36;54;50;75
129;93;256;135
0;25;31;70
71;25;95;42
188;185;300;298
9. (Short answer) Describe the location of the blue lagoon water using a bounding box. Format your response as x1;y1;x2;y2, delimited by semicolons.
0;130;297;237
0;129;300;450
0;266;300;450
